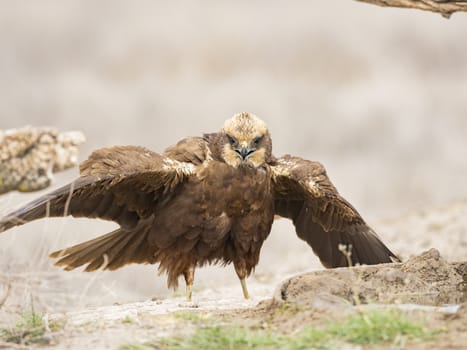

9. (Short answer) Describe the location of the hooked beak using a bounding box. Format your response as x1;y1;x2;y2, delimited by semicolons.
235;147;255;160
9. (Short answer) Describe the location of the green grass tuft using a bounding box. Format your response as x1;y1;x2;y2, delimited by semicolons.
120;308;439;350
155;326;290;350
326;308;438;345
121;316;136;324
0;311;50;345
119;343;154;350
172;311;215;324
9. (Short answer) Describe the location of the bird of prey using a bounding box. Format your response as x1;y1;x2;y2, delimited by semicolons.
0;113;398;301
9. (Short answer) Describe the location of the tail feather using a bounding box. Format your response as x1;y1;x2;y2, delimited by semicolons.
51;231;121;271
97;229;142;270
107;227;151;268
50;227;155;272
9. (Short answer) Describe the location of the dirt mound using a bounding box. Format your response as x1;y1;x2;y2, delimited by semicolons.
273;249;465;310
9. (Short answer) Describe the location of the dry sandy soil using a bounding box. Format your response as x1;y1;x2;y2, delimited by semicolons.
0;202;465;349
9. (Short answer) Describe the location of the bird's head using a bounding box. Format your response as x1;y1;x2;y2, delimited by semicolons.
221;112;272;168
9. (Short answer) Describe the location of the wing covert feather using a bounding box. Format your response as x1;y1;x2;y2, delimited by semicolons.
163;137;210;165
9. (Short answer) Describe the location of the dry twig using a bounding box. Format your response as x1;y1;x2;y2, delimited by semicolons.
0;283;11;309
355;0;467;18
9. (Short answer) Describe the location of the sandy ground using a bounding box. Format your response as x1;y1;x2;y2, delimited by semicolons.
0;251;465;349
0;1;466;349
0;201;465;349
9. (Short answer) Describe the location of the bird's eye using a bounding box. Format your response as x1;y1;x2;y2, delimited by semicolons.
252;136;263;146
226;135;238;146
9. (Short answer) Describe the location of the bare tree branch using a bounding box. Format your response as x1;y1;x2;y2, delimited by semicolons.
355;0;467;17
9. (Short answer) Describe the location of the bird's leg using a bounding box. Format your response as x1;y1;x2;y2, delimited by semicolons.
234;261;250;300
240;278;249;300
183;265;195;302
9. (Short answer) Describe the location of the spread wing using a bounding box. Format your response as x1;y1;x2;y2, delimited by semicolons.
0;139;209;272
0;145;197;233
271;155;399;268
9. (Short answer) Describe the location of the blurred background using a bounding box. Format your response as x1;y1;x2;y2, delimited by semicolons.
0;1;466;311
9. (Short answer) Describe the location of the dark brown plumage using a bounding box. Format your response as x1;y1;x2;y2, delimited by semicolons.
0;113;399;300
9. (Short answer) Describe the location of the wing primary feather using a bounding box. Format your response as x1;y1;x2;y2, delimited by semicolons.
0;178;93;233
